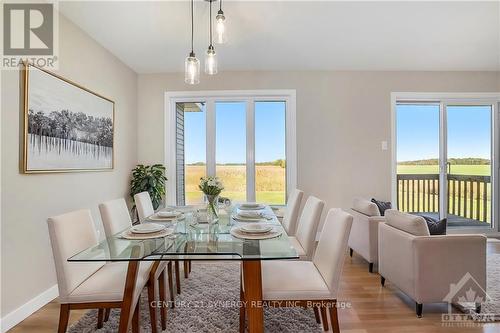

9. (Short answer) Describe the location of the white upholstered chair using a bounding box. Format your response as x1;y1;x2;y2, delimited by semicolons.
281;189;304;235
99;198;173;332
47;209;152;333
240;209;353;332
379;210;487;317
288;196;325;259
133;191;187;287
347;198;386;272
134;191;155;222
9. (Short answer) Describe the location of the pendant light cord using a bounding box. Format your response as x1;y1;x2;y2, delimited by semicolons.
209;0;213;47
190;0;194;54
219;0;222;12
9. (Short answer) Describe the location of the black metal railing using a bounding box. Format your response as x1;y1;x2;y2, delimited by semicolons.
397;174;491;223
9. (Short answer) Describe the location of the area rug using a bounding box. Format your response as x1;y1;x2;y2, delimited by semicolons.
68;262;322;332
481;252;500;320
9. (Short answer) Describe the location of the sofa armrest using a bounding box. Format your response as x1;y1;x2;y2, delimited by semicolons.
378;223;416;299
413;235;487;303
348;210;385;263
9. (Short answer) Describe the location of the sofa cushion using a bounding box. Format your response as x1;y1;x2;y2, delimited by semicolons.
385;209;430;236
419;215;447;235
371;198;392;216
352;198;380;217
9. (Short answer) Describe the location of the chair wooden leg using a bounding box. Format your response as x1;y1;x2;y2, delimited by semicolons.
167;262;175;307
159;270;167;330
147;280;158;333
118;261;139;333
381;276;386;287
369;262;374;273
132;297;140;333
313;307;321;324
320;307;329;331
175;261;181;294
329;301;339;333
349;248;353;257
188;260;192;273
104;308;111;322
184;260;189;278
239;284;246;333
97;308;104;329
58;304;70;333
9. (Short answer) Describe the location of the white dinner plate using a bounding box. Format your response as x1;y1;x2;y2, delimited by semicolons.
149;213;185;221
130;223;165;234
230;227;282;240
240;224;273;234
121;228;173;240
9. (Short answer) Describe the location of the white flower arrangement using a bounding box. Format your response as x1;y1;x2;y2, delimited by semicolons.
199;176;224;196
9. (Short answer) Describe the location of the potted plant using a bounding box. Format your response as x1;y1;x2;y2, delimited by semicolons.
130;164;167;212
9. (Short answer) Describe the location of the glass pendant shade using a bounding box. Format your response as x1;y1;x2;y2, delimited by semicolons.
185;53;200;85
205;46;217;75
215;11;227;44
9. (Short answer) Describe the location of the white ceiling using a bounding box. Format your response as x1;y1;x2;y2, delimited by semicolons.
59;1;500;73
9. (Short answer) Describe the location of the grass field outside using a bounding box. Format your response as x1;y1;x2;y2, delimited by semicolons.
397;163;491;224
185;164;285;205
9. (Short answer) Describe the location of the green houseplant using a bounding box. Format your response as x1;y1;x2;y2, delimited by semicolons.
130;164;167;210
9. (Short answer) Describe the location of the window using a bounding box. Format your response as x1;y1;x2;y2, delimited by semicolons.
167;91;296;206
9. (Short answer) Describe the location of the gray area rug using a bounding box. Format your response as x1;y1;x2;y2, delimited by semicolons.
482;253;500;319
68;262;322;332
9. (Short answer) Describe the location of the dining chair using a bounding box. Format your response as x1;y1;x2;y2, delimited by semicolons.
47;209;152;333
281;189;304;235
288;196;325;259
99;198;172;332
240;208;353;332
133;191;187;289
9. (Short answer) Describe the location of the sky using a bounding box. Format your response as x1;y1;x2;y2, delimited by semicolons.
29;66;112;119
396;104;492;162
184;101;286;164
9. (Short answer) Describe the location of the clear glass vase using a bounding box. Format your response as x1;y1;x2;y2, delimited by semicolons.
205;194;220;224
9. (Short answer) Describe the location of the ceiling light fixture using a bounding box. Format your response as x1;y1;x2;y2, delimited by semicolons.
185;0;200;84
215;0;227;44
205;0;217;75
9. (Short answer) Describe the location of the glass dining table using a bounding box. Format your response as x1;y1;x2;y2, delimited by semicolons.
69;205;298;333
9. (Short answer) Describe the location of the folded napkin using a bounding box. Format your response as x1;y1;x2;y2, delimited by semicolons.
237;210;263;218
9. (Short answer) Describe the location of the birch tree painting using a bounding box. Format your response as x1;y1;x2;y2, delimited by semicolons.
24;65;114;172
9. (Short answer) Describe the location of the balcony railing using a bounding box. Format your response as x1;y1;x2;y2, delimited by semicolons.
397;174;491;224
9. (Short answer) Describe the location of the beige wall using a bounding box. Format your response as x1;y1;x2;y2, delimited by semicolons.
1;16;138;316
138;71;499;222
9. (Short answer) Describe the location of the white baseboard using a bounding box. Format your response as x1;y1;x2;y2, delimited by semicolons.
0;285;58;333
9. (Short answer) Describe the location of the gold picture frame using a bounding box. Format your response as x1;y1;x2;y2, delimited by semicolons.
21;62;115;173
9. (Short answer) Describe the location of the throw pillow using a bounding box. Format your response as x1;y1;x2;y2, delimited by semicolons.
371;198;392;216
419;215;447;235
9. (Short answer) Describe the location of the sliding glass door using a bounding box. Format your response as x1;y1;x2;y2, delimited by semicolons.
396;103;441;218
445;105;493;226
396;101;497;229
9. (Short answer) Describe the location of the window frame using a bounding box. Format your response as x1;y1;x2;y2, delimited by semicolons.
165;90;297;206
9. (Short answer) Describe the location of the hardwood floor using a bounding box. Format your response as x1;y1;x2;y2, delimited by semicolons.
8;240;500;332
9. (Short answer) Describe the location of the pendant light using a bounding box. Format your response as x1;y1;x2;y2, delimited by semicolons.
215;0;227;44
205;0;217;75
185;0;200;84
